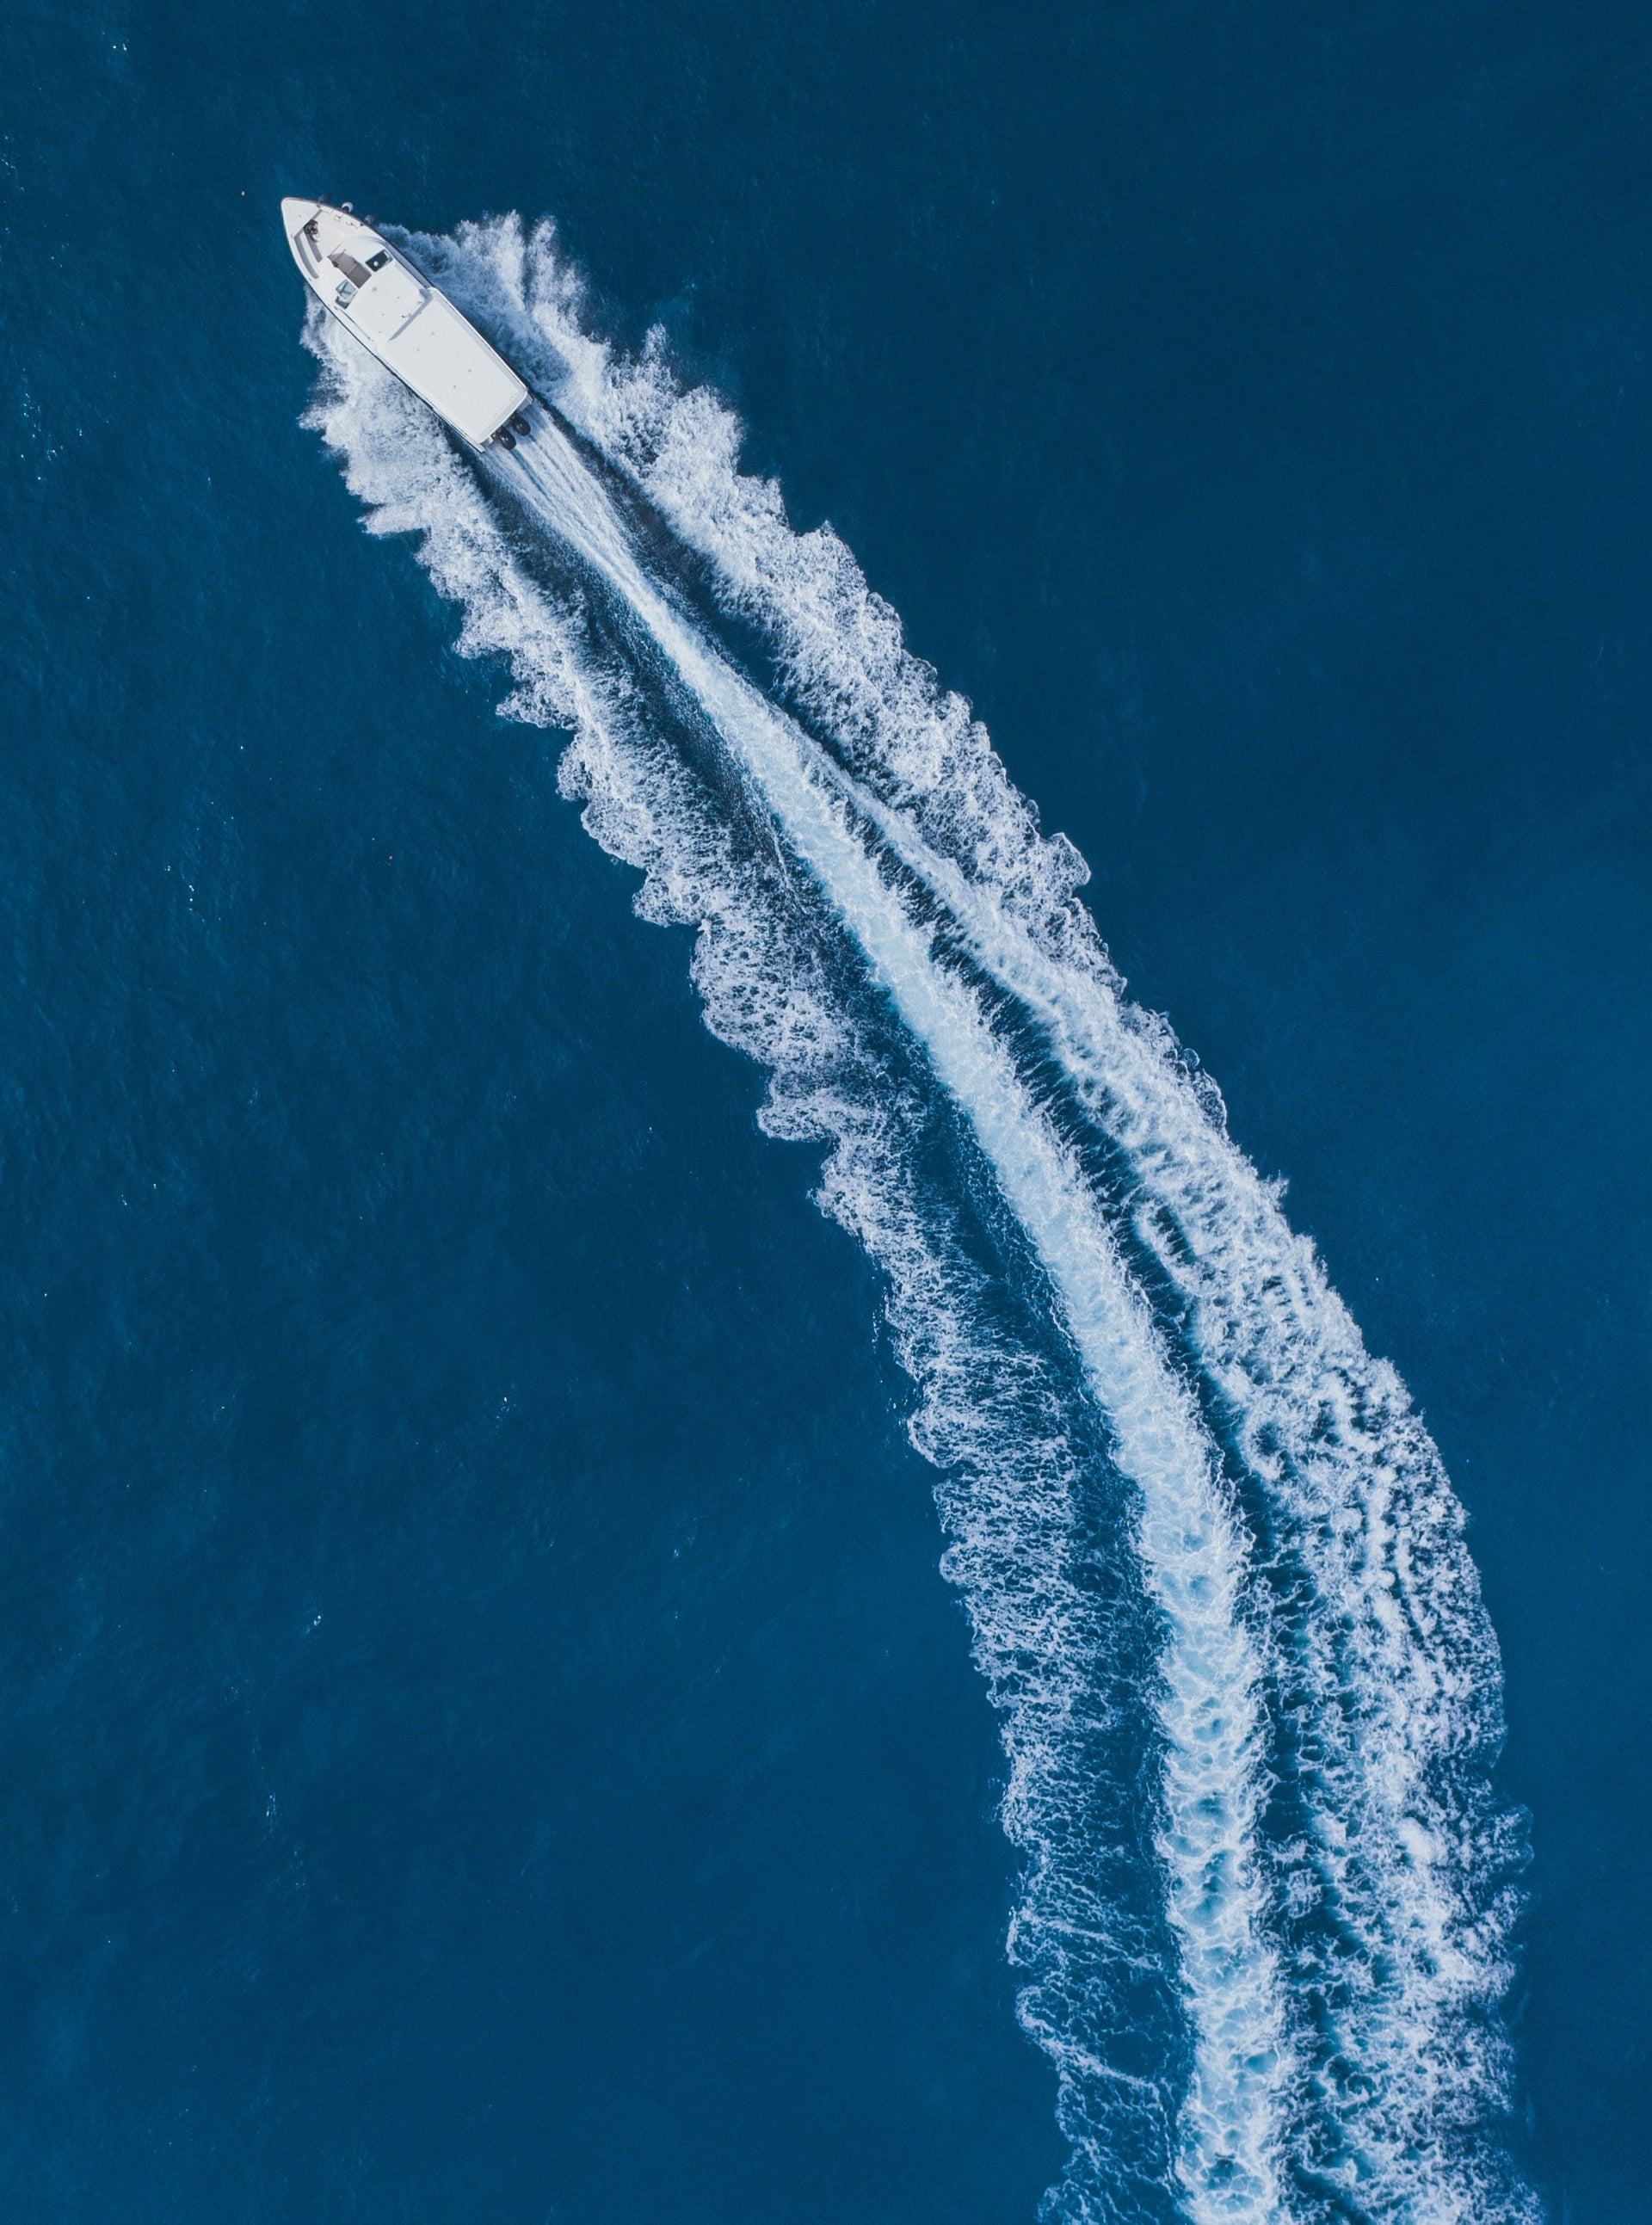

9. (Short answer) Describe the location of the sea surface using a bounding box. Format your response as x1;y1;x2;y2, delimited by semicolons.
3;3;1649;2220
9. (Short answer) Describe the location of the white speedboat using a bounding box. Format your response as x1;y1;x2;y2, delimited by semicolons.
281;199;530;451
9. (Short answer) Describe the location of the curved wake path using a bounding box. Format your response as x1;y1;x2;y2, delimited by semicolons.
300;216;1541;2225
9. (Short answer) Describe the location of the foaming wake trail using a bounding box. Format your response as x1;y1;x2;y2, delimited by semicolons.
497;405;1291;2222
299;211;1541;2225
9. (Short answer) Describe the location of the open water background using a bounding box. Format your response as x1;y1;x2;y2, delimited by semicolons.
3;2;1650;2218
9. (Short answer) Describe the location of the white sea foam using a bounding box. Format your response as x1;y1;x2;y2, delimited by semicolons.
299;218;1538;2225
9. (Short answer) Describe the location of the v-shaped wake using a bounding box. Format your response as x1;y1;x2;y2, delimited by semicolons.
297;215;1539;2225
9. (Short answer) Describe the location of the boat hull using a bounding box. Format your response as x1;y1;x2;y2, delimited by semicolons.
281;199;527;450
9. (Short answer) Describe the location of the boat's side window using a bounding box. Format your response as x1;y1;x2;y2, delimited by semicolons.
367;250;389;272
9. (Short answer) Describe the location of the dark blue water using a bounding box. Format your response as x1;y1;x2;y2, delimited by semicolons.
3;3;1649;2219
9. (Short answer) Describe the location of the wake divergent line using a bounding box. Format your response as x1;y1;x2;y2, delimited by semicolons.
495;423;1292;2222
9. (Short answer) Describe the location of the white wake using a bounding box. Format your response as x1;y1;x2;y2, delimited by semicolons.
297;214;1539;2225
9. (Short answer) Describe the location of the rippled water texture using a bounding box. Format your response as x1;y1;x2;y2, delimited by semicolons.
3;3;1650;2220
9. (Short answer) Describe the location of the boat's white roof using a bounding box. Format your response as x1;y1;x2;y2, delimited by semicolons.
282;200;527;447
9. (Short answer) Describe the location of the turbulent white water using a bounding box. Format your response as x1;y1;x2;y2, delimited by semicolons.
299;215;1539;2225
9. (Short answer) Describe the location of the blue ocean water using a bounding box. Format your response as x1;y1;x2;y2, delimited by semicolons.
3;2;1649;2219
